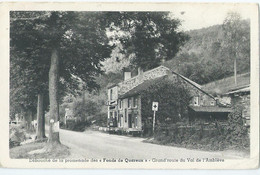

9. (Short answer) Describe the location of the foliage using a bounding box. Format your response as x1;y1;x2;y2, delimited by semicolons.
223;105;250;148
140;79;191;135
10;11;113;94
106;12;189;70
60;71;123;128
165;17;250;85
10;11;116;143
152;106;249;151
72;97;99;121
60;120;91;132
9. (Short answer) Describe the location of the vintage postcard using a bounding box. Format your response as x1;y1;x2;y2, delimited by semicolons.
0;2;259;169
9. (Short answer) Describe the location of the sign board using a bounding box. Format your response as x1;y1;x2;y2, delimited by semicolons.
152;102;158;111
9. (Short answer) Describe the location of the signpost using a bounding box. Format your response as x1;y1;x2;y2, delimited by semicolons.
152;102;158;133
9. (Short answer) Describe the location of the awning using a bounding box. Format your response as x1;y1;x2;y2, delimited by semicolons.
189;106;233;113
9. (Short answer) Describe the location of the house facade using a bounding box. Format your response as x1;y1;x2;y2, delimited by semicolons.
107;65;232;132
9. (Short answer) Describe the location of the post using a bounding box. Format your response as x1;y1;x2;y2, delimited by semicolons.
153;110;156;133
234;57;237;85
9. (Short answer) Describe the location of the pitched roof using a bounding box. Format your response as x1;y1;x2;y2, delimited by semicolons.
202;72;250;94
118;65;215;100
189;106;233;113
119;75;168;99
225;85;250;95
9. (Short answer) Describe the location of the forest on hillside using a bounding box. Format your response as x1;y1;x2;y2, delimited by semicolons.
164;19;250;84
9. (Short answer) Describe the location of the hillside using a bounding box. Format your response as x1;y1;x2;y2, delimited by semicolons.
164;19;250;85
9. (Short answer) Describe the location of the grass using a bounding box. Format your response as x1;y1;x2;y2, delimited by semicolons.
10;142;70;159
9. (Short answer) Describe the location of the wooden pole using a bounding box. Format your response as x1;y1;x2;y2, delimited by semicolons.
153;110;156;134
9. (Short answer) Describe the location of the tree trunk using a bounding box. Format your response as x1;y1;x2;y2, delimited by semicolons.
36;93;45;140
25;110;33;131
234;57;237;85
48;48;60;144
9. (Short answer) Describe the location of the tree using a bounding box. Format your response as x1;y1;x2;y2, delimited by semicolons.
10;11;113;145
106;12;189;70
222;12;250;85
10;12;51;139
11;11;188;146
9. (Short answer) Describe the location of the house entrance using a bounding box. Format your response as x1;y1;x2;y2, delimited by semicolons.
128;114;132;128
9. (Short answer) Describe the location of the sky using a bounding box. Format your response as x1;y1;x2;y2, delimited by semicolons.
169;3;253;31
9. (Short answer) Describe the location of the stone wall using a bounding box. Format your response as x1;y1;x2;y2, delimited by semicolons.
232;93;250;124
168;74;217;107
118;66;169;95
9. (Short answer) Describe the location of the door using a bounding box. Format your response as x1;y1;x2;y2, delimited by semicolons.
128;114;132;128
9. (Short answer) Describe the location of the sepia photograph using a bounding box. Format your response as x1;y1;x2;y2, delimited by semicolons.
0;2;259;169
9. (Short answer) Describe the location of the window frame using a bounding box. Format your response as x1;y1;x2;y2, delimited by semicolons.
128;97;132;109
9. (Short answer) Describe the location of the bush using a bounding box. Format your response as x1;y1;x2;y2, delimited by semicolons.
60;120;91;132
153;107;250;151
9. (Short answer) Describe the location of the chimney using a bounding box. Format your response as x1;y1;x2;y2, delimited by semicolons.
161;58;166;64
138;67;143;75
123;67;131;81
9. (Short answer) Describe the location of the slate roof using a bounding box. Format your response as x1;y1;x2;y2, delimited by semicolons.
201;72;250;94
119;75;168;99
225;85;250;95
189;106;233;113
118;65;216;100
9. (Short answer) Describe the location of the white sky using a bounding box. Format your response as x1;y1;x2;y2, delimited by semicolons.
169;3;253;31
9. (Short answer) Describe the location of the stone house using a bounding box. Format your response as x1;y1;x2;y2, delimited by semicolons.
225;85;250;126
201;73;250;127
107;65;232;132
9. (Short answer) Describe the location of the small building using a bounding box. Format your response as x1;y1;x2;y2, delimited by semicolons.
107;65;232;132
201;73;250;127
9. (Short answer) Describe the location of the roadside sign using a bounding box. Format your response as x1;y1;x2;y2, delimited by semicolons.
152;102;158;111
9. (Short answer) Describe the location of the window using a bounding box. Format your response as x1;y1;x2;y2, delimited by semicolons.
118;113;121;127
128;98;132;108
194;97;199;106
110;89;113;100
125;109;127;122
119;100;122;109
133;97;138;108
210;101;215;106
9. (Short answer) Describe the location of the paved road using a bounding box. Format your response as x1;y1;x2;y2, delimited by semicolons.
59;129;247;159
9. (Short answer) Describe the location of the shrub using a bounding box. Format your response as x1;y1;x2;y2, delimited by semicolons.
153;106;250;151
60;120;91;132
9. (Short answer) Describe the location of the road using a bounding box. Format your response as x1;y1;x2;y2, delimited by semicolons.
59;129;247;159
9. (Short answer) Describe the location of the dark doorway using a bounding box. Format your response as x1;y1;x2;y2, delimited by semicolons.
128;114;132;128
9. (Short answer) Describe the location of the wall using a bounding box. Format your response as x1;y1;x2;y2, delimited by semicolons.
118;66;169;95
231;93;250;125
168;73;216;107
107;86;118;103
117;95;142;130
